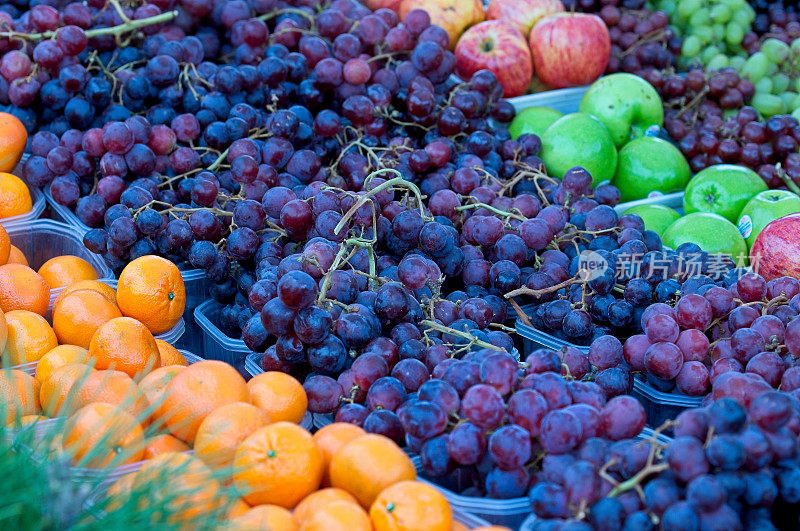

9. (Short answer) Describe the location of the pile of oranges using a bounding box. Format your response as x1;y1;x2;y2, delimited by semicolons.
0;112;30;220
108;416;508;531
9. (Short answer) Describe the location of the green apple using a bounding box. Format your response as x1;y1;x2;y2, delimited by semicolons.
683;164;768;223
620;204;681;236
508;106;563;139
662;212;748;266
539;113;618;186
738;189;800;249
578;73;663;148
612;137;691;202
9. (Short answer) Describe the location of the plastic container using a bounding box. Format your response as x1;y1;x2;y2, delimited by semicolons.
453;510;494;529
411;455;531;529
507;86;590;114
614;191;685;215
194;299;252;365
632;375;704;428
515;304;591;357
5;220;115;308
43;186;209;353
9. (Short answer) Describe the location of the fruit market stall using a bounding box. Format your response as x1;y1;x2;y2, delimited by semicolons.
1;0;800;529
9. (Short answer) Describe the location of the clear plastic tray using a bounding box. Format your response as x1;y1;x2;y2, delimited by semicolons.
507;86;590;114
614;191;685;215
193;299;252;365
5;220;115;308
515;304;591;356
632;375;704;428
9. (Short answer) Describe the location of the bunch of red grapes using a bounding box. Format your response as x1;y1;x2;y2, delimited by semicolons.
612;270;800;400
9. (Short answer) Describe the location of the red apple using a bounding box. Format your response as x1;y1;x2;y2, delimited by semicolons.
751;213;800;280
529;13;610;89
455;21;533;98
399;0;485;49
487;0;565;38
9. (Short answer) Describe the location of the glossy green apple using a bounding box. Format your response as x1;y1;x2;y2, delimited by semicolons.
508;106;563;139
578;73;663;147
683;164;768;223
738;189;800;249
612;137;691;202
539;112;618;186
662;212;748;266
620;203;681;236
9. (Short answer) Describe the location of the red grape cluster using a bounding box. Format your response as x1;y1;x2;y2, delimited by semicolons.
528;388;800;529
751;0;800;42
409;349;646;499
615;270;800;401
597;6;681;79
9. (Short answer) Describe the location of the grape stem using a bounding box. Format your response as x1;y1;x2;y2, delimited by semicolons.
420;320;504;351
334;170;430;235
776;164;800;195
0;2;177;41
504;274;583;299
455;202;526;221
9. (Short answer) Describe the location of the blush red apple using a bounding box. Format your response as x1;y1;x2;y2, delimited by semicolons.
529;13;610;89
751;213;800;280
454;20;533;97
487;0;565;38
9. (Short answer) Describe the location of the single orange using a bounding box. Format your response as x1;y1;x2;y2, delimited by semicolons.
233;421;324;508
35;345;90;384
0;369;41;424
0;172;31;218
370;480;453;531
132;452;221;524
89;317;160;378
0;225;9;265
155;339;187;366
52;289;122;349
117;255;185;335
158;360;249;444
194;401;271;469
330;434;416;508
293;488;360;524
139;365;184;414
3;310;58;365
0;112;27;173
63;402;145;468
303;500;372;531
105;473;135;512
5;245;26;265
142;433;190;460
0;308;7;353
312;423;366;487
72;369;148;420
53;280;116;307
40;362;95;417
37;255;98;289
229;505;299;531
247;371;308;424
0;264;50;315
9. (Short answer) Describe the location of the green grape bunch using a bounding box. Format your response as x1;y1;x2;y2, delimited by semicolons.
738;37;800;119
649;0;756;68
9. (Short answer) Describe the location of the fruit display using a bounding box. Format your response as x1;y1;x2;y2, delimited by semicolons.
2;0;800;529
